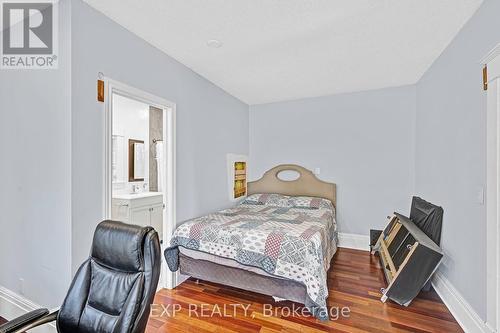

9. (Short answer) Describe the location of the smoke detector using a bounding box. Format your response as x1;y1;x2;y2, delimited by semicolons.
206;39;223;48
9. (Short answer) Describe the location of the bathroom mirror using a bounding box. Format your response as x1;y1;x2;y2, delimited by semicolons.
128;139;145;182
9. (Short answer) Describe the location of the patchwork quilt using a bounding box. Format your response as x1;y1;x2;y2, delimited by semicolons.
164;194;337;320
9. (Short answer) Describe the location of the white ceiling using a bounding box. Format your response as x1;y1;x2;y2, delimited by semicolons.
83;0;483;105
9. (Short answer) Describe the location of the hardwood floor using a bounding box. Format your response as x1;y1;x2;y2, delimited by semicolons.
147;248;463;333
0;316;6;325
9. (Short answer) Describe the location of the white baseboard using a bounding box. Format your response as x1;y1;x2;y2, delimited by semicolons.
0;286;56;333
174;272;190;287
338;232;370;251
432;272;492;333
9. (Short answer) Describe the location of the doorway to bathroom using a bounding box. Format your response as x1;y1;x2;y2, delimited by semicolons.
103;78;176;290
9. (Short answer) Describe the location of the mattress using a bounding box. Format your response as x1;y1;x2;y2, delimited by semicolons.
165;194;337;319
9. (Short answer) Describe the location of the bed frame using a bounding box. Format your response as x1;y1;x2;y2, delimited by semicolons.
179;164;337;303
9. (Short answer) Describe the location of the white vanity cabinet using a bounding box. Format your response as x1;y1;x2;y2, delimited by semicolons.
112;192;164;240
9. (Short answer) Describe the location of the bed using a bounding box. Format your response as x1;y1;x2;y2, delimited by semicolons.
164;164;337;319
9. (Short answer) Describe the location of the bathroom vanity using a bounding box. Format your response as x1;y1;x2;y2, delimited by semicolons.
112;192;164;241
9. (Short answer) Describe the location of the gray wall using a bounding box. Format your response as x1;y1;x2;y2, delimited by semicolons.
414;0;500;320
249;85;416;235
0;0;72;308
71;0;249;272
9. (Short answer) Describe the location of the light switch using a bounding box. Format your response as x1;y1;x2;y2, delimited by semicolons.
314;167;321;175
476;186;485;205
19;278;25;295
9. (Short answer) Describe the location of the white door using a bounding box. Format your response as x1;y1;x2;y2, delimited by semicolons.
484;44;500;332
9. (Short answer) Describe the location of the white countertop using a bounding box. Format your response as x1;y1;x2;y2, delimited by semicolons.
112;192;163;200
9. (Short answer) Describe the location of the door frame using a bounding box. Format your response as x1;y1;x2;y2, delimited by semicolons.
483;44;500;333
102;77;177;290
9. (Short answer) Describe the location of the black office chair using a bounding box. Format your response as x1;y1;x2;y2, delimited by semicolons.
0;220;161;333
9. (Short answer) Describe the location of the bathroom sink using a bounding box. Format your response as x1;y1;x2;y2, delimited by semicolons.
112;192;163;200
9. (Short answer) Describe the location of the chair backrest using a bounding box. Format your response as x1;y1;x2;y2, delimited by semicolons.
57;221;161;333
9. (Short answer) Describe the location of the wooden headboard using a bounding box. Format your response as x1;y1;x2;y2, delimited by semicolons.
247;164;336;206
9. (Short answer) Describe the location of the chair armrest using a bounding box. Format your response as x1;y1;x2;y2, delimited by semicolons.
0;308;58;333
